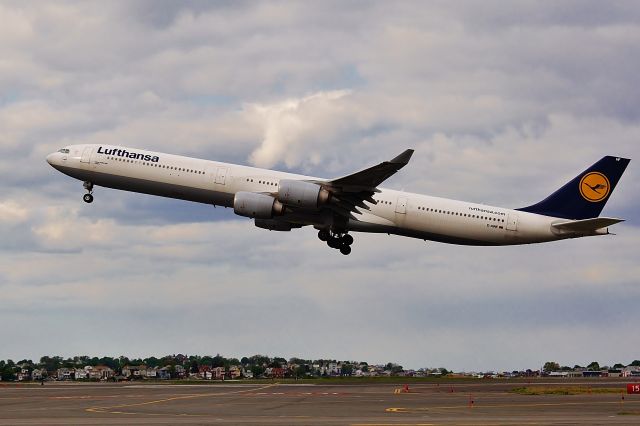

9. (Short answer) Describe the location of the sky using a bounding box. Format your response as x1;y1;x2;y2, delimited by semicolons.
0;0;639;372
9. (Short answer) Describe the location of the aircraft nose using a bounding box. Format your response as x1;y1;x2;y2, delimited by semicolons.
46;152;57;165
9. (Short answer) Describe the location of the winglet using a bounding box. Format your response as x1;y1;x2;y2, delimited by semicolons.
390;149;414;165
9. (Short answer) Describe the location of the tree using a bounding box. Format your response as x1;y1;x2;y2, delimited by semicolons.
1;366;16;381
251;365;264;378
341;364;353;376
587;361;600;371
212;355;225;368
613;363;624;369
391;365;404;374
143;357;159;368
630;360;640;367
294;366;307;378
543;362;560;372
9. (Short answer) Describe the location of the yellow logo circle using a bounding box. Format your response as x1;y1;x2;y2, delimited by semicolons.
579;172;610;202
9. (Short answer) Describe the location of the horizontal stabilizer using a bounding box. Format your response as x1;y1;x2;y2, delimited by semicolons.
551;217;624;233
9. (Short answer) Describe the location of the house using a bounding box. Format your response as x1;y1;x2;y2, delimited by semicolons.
17;369;31;381
158;367;171;380
57;368;73;381
174;365;186;378
122;365;146;379
265;367;285;379
31;369;45;381
87;365;115;380
145;367;158;379
228;366;241;379
74;368;89;380
213;367;225;380
198;366;213;380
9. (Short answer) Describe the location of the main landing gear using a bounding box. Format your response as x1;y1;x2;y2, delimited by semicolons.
318;230;354;255
83;181;94;203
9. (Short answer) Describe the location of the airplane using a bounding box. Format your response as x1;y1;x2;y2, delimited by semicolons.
46;145;630;255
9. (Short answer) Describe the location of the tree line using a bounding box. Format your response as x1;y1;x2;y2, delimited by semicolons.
0;354;399;381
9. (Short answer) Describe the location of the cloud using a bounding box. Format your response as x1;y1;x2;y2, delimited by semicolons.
247;90;352;169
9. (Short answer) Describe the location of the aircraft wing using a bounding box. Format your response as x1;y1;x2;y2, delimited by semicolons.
313;149;414;218
551;217;624;233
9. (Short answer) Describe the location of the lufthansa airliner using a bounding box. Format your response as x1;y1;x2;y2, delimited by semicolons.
46;145;629;255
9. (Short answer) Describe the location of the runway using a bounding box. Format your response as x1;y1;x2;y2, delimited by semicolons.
1;380;638;425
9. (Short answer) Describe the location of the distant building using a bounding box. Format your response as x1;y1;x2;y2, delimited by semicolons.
228;366;241;379
74;368;89;380
198;366;213;380
213;367;225;380
57;368;73;381
158;367;171;380
174;365;186;378
31;369;45;381
606;370;622;378
145;367;158;379
17;369;31;381
87;365;115;380
122;365;145;379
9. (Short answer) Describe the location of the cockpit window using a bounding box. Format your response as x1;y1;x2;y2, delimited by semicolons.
58;149;70;154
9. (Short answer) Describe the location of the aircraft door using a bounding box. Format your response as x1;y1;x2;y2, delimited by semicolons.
80;146;93;163
215;167;227;185
506;213;518;231
395;196;407;214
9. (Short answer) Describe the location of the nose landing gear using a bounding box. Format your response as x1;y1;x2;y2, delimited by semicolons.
83;181;94;203
318;230;354;255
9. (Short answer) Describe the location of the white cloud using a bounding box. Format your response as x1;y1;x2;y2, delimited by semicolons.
247;90;352;169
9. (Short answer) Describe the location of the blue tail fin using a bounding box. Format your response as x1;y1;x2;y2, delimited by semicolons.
517;156;630;219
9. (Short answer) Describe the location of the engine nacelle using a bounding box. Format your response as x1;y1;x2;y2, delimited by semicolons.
277;180;331;209
233;192;284;219
254;219;293;231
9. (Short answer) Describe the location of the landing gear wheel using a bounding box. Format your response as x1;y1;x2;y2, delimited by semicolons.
318;230;329;241
339;244;352;255
327;237;341;249
83;193;94;203
342;234;354;246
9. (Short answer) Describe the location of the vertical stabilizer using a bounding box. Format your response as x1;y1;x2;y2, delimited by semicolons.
517;156;630;219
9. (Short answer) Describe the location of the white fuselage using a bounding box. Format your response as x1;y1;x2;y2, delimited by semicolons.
46;144;576;246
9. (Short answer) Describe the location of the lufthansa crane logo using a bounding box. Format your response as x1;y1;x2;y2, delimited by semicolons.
579;172;610;202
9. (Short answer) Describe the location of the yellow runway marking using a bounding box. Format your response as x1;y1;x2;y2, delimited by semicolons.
86;383;278;416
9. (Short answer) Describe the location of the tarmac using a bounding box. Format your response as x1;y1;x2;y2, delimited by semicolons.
1;379;639;425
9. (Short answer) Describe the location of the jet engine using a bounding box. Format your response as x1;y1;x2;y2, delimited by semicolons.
233;192;284;219
277;180;331;209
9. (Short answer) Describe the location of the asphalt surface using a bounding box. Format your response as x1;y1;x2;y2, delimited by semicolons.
1;380;639;425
